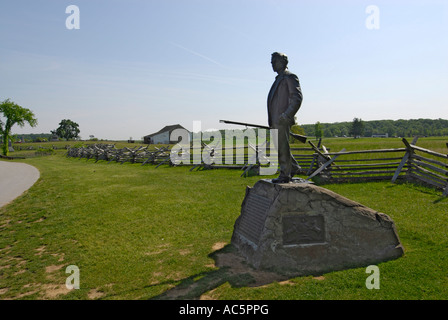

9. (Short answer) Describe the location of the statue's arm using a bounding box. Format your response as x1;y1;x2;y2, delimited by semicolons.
283;74;303;121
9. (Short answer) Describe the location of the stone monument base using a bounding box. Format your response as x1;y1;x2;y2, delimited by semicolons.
231;179;404;276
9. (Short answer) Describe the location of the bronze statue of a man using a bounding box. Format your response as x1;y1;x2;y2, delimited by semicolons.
267;52;303;183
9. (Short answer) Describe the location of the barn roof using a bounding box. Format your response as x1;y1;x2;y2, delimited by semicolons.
144;124;189;138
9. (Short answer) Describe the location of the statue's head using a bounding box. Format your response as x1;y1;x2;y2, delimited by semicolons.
271;52;288;72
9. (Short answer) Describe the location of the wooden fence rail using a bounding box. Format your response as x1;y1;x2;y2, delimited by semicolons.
394;138;448;196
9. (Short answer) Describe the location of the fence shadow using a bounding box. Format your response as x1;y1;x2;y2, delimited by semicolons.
150;244;291;300
433;195;448;204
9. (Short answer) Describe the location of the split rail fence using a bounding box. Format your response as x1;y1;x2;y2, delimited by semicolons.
309;137;448;196
66;137;448;196
66;144;171;167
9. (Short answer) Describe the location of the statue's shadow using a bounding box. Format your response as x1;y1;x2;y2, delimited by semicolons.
150;244;291;300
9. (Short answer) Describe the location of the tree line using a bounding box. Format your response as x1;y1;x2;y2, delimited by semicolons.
301;118;448;138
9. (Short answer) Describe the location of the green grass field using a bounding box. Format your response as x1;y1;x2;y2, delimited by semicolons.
0;137;447;300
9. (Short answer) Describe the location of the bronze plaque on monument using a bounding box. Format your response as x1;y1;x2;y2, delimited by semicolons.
282;215;325;245
237;193;271;245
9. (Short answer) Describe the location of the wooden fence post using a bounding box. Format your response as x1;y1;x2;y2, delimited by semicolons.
306;141;328;175
306;148;345;181
391;137;419;183
443;183;448;197
445;143;448;196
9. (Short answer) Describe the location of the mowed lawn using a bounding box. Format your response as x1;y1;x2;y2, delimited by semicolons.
0;137;447;300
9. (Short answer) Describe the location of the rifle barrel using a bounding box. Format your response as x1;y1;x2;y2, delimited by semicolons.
219;120;270;130
219;119;307;143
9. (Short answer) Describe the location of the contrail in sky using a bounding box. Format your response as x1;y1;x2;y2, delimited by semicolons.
169;41;224;67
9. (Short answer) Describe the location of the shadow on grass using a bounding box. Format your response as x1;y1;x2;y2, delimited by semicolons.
433;196;447;204
150;244;291;300
392;180;448;203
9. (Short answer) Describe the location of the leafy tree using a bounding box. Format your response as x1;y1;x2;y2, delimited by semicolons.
52;119;80;141
0;99;38;156
290;124;306;143
314;121;323;139
350;118;364;138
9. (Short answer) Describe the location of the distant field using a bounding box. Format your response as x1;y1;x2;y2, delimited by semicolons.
319;136;448;154
0;137;447;300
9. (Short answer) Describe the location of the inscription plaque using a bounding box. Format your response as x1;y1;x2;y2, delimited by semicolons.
283;215;325;245
237;193;271;245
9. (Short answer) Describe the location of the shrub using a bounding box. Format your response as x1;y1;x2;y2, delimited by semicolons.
35;147;55;156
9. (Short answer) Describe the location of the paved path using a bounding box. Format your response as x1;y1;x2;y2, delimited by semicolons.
0;161;40;208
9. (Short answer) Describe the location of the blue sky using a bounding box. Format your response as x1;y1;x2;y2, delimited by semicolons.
1;0;447;140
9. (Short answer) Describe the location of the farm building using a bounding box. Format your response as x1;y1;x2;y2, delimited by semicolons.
372;133;389;138
143;124;190;144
